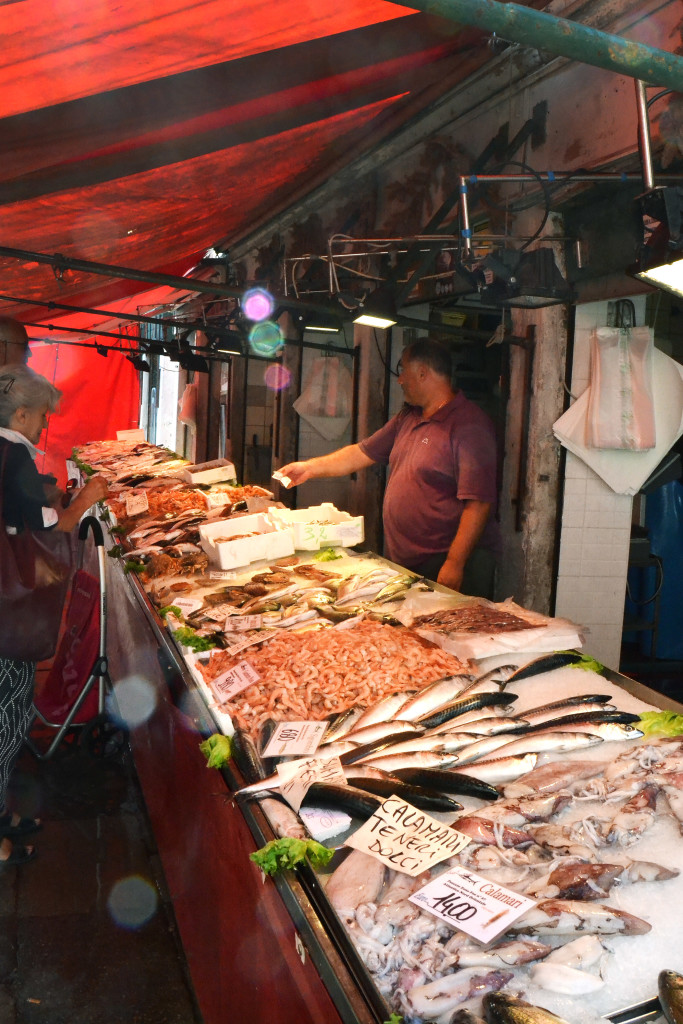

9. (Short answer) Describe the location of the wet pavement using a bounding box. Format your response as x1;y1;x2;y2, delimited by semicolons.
0;728;202;1024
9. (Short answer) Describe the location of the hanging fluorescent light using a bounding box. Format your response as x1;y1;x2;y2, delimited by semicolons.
628;185;683;299
294;310;342;333
475;247;575;308
352;290;398;328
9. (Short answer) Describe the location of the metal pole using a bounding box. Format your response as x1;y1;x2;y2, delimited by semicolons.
635;81;655;190
389;0;683;90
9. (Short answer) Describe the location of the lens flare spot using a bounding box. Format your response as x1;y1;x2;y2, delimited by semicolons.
243;287;274;322
107;875;158;930
263;363;291;391
249;321;283;357
109;676;157;728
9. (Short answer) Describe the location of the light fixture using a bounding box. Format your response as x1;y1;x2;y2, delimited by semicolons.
628;185;683;299
209;332;242;355
474;247;575;308
126;353;151;372
352;290;398;328
294;310;342;333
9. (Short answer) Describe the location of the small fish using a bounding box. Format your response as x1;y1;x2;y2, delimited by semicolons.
340;719;426;747
352;690;416;729
476;731;603;761
454;734;523;765
450;752;538;784
322;704;367;743
505;650;588;684
339;730;426;765
484;993;572;1024
659;970;683;1024
395;674;474;721
392;765;499;801
231;728;268;785
427;713;522;736
535;722;643;742
361;751;460;772
349;775;463;812
354;735;454;757
511;694;613;721
300;782;381;819
417;692;518;730
506;710;640;734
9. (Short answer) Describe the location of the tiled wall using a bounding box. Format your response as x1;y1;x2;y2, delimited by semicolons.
554;298;646;669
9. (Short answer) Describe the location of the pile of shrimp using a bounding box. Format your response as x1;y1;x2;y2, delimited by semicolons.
198;619;468;735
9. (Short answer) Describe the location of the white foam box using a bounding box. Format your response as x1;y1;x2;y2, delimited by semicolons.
268;502;364;550
198;512;295;569
181;458;237;485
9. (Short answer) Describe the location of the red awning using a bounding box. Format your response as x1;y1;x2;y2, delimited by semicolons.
0;0;494;338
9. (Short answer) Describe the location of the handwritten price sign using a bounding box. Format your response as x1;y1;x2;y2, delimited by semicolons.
345;794;471;877
125;491;149;517
210;660;260;704
277;755;346;812
409;865;536;942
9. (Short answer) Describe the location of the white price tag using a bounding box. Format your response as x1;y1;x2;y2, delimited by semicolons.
336;521;361;544
299;806;352;843
168;597;203;618
65;459;83;486
261;721;327;759
345;795;471;877
409;865;537;943
226;614;263;632
210;570;236;581
203;603;236;623
210;660;261;703
277;755;347;813
272;470;292;488
125;491;149;517
225;630;278;656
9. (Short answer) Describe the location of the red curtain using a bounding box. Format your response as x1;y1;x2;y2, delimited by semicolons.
29;342;140;486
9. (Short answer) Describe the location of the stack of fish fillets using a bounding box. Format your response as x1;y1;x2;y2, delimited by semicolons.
233;653;683;1024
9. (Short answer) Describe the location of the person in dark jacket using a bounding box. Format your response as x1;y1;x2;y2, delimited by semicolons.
0;364;108;866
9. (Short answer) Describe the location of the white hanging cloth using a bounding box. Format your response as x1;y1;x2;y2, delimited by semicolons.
586;326;656;450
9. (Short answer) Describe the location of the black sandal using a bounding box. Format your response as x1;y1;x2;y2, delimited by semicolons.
0;840;37;867
0;809;42;837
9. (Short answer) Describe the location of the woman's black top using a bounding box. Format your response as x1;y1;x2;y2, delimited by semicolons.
0;436;53;531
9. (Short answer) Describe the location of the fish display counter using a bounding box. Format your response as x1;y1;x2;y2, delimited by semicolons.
75;439;683;1024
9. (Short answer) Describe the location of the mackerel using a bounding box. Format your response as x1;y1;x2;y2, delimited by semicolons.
360;750;460;772
427;716;528;737
510;694;614;723
427;707;514;734
349;776;463;813
340;719;425;747
479;730;603;760
416;692;517;730
339;730;426;765
322;704;367;743
395;674;474;721
450;751;538;784
506;710;640;734
506;651;588;684
352;690;416;729
391;765;499;800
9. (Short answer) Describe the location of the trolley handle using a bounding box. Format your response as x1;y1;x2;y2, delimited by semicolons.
78;515;105;547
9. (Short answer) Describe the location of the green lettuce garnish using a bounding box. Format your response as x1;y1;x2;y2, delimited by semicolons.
566;652;605;674
313;547;342;562
109;524;127;537
199;733;233;768
250;838;334;875
172;627;216;652
383;1015;403;1024
158;605;182;619
107;545;124;559
638;710;683;738
123;559;145;574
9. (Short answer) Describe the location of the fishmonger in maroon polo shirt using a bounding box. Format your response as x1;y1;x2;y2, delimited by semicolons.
359;391;502;572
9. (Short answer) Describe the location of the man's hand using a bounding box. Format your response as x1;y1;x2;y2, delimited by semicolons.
436;557;464;593
277;461;313;487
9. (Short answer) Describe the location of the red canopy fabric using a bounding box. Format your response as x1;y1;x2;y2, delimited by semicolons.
29;343;140;488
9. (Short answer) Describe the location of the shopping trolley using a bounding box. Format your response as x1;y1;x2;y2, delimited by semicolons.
27;515;127;759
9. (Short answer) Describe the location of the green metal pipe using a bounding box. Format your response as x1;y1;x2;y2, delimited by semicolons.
390;0;683;90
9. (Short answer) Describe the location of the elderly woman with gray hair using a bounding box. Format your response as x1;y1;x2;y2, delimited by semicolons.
0;364;108;866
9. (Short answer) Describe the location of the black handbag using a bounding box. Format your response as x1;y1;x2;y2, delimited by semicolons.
0;444;73;662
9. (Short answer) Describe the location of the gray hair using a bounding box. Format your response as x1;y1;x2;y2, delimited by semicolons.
0;363;62;427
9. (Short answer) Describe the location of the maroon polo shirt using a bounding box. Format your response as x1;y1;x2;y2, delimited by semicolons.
359;392;501;568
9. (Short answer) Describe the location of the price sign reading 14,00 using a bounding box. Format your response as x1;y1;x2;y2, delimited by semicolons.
408;865;537;944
